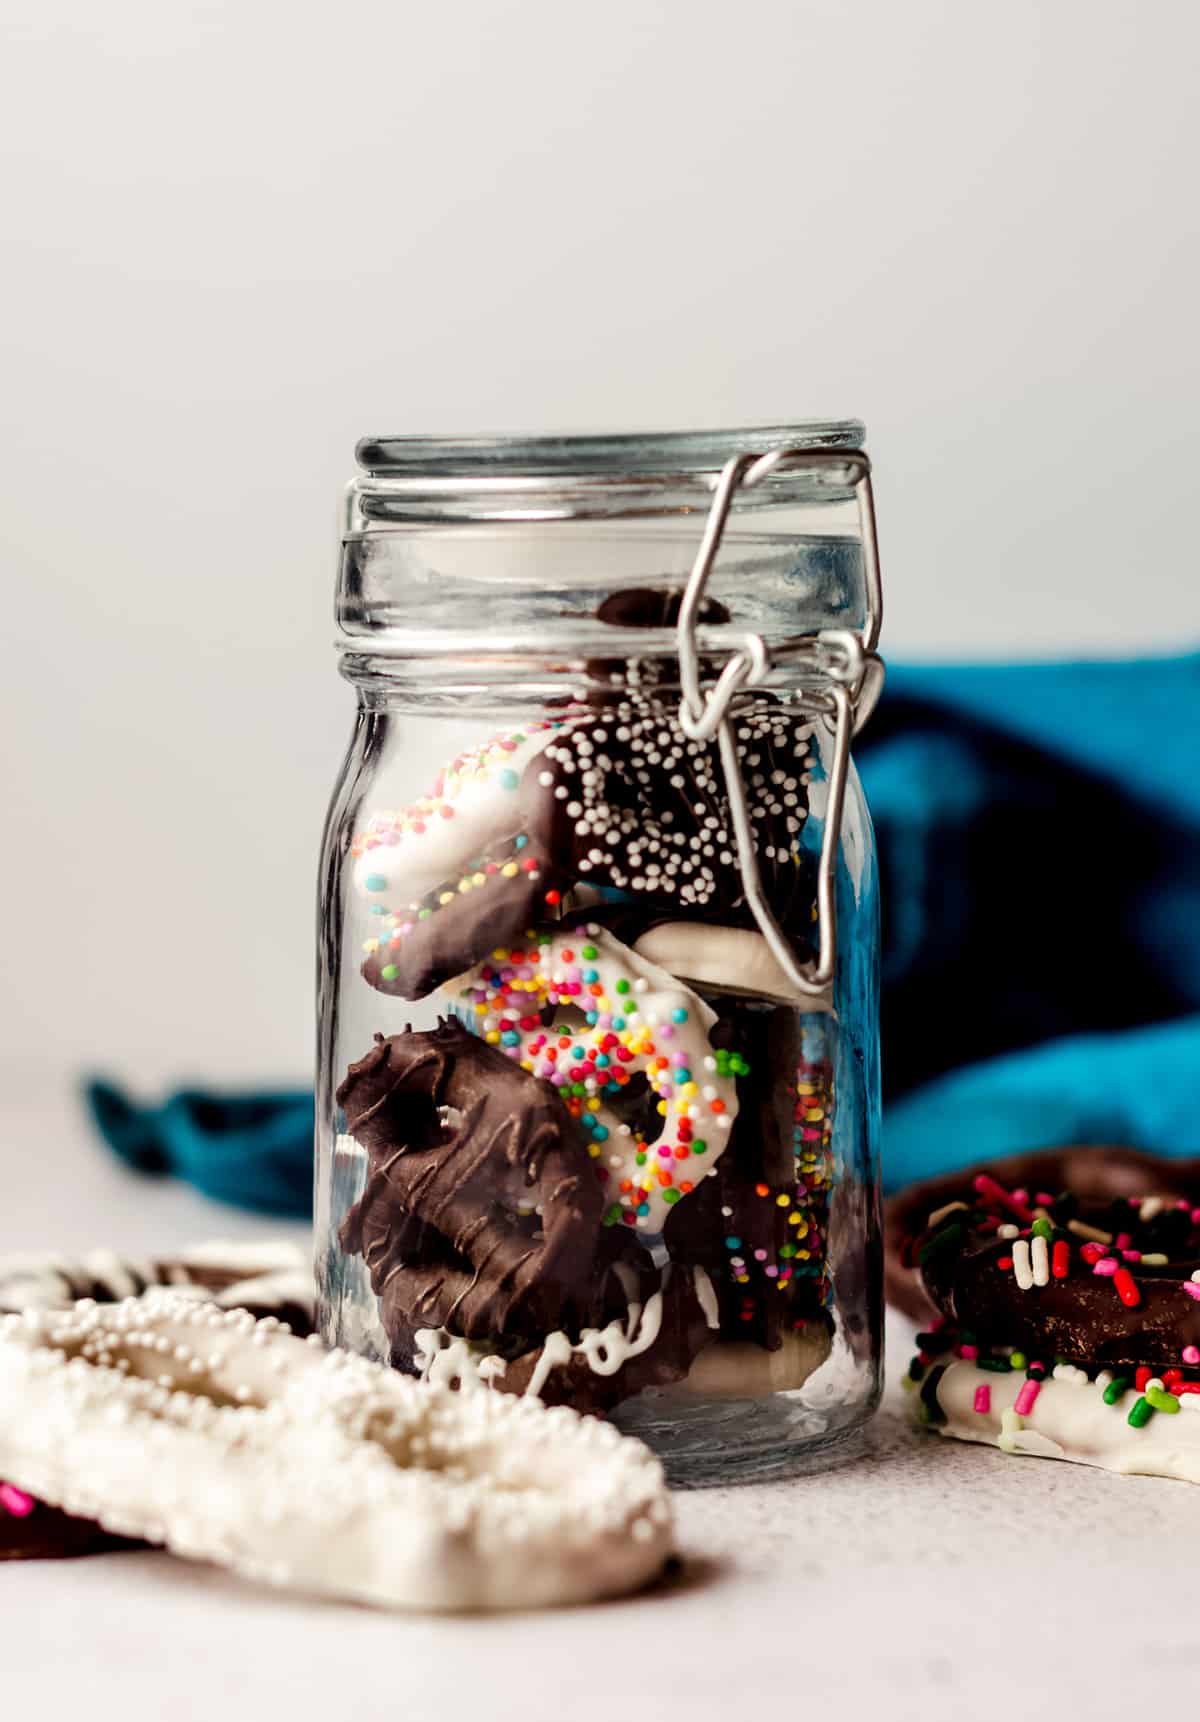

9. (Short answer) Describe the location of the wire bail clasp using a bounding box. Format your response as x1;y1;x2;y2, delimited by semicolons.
675;446;884;999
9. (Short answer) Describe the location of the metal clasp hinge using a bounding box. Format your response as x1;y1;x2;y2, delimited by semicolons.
676;446;884;998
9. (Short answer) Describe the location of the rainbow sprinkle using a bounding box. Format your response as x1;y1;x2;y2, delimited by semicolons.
452;924;739;1231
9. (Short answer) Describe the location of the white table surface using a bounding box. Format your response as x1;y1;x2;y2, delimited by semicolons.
2;1091;1197;1722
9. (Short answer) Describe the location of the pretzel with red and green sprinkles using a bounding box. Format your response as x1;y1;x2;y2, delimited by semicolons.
909;1165;1200;1373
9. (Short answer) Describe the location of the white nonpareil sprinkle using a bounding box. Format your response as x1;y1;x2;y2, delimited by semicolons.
0;1294;673;1613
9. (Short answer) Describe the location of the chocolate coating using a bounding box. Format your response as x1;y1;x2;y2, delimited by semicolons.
337;1021;723;1408
362;838;565;1001
0;1500;137;1564
664;1006;832;1350
378;1222;661;1380
346;652;835;1412
582;590;811;927
889;1147;1200;1368
886;1147;1200;1322
593;587;732;631
359;696;816;1001
338;1021;604;1346
0;1250;313;1334
498;1261;717;1414
583;900;817;981
536;700;815;932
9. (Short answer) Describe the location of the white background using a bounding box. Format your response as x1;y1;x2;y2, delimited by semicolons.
1;0;1198;1089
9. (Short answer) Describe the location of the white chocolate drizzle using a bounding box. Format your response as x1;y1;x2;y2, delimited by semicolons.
525;1286;665;1400
692;1265;721;1330
415;1263;719;1400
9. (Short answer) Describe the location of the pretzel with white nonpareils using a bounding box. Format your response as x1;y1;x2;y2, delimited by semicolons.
0;1293;673;1610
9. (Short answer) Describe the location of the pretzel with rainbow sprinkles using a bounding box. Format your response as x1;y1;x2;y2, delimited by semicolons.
448;923;740;1234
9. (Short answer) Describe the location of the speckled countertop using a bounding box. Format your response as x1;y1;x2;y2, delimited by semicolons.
3;1091;1197;1722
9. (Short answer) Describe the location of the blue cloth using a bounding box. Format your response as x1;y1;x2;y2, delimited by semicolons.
863;653;1200;1188
86;1081;314;1217
86;653;1200;1210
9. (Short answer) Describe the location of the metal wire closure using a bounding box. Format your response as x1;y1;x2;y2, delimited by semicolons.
676;446;884;998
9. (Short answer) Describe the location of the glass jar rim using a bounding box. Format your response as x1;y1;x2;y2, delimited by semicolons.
356;419;864;483
339;419;879;672
349;421;867;527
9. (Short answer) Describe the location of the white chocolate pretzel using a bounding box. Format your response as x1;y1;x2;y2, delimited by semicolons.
928;1359;1200;1483
351;724;565;910
632;921;833;1009
0;1293;672;1610
449;924;739;1233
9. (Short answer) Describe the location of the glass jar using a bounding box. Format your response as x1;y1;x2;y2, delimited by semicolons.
315;423;885;1484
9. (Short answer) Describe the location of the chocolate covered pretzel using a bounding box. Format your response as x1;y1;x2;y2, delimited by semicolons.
338;1020;604;1346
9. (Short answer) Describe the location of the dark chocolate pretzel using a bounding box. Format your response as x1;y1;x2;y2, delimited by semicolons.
572;587;816;930
886;1147;1200;1321
664;1008;834;1352
497;1260;718;1414
381;1223;666;1393
889;1147;1200;1368
530;699;816;934
338;1021;605;1345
